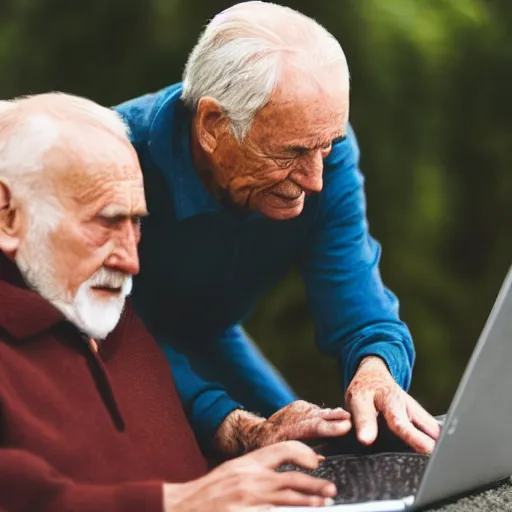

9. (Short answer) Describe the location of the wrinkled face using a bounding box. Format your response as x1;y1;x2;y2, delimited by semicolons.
15;128;147;339
206;66;349;220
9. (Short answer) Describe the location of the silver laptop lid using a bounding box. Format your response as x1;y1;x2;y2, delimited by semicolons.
414;266;512;509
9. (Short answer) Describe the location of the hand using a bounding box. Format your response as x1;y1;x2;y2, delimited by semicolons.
214;401;351;458
163;441;337;511
345;356;441;453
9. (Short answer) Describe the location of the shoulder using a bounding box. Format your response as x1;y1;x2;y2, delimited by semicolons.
319;123;364;213
120;300;157;342
324;122;360;172
113;83;182;148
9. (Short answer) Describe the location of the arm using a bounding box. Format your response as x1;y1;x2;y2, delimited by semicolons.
185;323;296;418
161;329;350;460
0;449;162;512
0;444;336;511
299;124;415;391
169;327;350;459
129;285;241;452
298;125;439;452
158;342;242;452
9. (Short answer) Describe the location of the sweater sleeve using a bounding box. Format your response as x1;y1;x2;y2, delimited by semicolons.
0;448;163;512
299;125;415;391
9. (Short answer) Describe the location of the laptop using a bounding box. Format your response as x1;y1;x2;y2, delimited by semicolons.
278;265;512;511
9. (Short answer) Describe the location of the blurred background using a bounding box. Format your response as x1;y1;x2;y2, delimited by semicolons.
1;0;510;415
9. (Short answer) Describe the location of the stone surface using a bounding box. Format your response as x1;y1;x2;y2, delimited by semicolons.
428;478;512;511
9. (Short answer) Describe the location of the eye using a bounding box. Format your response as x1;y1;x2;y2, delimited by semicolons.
97;216;116;227
332;135;347;145
295;147;310;157
273;157;296;169
96;215;125;229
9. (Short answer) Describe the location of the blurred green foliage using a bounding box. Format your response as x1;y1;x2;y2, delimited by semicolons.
0;0;510;413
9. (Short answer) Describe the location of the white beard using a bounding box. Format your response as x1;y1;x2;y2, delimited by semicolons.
15;211;132;341
55;269;133;341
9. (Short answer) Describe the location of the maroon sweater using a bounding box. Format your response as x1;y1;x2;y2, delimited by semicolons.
0;256;207;512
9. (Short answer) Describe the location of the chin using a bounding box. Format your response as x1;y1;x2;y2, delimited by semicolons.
70;286;128;340
258;202;305;221
76;298;126;340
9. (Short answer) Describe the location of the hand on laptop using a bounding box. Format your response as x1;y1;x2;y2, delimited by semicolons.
214;401;352;457
163;441;336;510
346;356;441;454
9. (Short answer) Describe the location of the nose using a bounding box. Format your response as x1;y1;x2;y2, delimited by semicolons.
104;221;140;276
292;150;324;194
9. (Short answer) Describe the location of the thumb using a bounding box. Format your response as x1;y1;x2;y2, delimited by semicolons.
245;441;321;470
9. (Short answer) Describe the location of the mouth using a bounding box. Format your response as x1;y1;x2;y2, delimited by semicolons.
91;286;123;297
264;190;306;210
270;190;304;201
267;180;305;203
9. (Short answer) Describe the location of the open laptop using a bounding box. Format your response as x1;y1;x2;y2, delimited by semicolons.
278;265;512;511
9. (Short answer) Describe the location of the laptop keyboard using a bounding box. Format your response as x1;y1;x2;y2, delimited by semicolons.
278;452;429;505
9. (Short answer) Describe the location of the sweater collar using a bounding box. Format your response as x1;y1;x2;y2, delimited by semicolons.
148;84;224;220
0;253;66;339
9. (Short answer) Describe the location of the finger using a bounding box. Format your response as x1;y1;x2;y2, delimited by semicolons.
383;407;436;454
274;416;351;442
318;407;351;421
407;398;441;440
286;400;322;414
348;391;379;445
302;417;352;438
267;490;335;508
247;440;320;470
278;416;352;440
277;471;337;497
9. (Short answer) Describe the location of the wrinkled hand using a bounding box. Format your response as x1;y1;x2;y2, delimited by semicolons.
346;356;441;454
214;401;351;458
250;401;352;450
163;441;337;511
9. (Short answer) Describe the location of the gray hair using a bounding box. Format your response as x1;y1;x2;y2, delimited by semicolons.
182;1;347;140
0;93;129;228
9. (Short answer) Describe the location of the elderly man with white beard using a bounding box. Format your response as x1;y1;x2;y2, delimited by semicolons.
0;93;347;512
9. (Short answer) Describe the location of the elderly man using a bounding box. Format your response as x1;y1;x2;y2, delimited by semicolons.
114;0;440;457
0;92;344;511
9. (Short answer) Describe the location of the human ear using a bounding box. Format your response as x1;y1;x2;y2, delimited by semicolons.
195;97;230;154
0;180;22;253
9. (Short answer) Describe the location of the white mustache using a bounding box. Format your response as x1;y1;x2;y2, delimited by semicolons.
87;267;131;291
270;180;303;199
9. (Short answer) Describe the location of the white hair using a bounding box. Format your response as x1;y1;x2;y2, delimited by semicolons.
0;93;134;340
182;1;348;140
0;93;130;230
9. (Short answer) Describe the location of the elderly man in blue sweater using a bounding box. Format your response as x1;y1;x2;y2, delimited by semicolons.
115;1;440;457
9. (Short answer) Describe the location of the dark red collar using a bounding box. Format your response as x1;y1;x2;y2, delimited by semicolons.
0;254;65;339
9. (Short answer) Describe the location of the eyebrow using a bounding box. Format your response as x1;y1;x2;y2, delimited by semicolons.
99;205;149;218
283;133;347;153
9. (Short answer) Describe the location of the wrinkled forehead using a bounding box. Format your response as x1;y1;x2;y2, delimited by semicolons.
41;127;145;211
251;66;350;146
